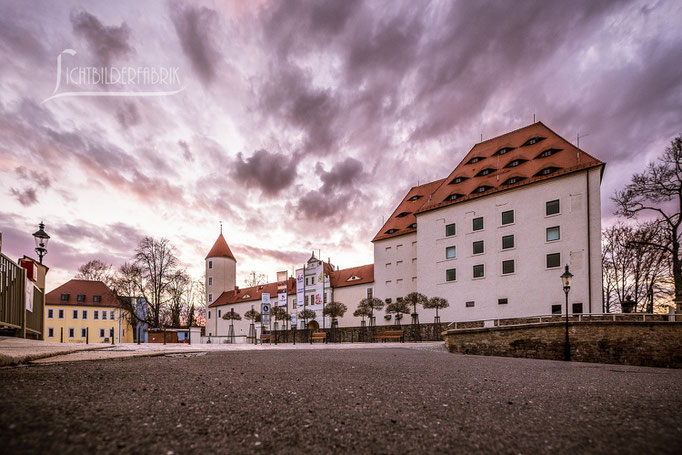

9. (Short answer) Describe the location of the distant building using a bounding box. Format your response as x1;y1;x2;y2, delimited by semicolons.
44;279;134;343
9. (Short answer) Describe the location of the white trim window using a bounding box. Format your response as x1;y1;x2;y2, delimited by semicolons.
47;327;54;338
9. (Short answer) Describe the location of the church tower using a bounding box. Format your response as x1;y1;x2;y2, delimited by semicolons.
205;230;237;307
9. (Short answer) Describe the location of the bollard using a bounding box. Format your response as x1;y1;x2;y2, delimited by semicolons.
111;327;115;345
60;327;63;343
86;327;89;345
137;327;141;345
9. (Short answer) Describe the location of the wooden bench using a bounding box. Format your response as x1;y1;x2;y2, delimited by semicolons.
260;334;274;344
311;332;327;343
374;330;404;342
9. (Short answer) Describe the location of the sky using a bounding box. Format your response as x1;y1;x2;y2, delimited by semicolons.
0;0;681;291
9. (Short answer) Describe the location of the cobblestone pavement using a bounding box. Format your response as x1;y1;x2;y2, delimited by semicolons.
1;348;681;454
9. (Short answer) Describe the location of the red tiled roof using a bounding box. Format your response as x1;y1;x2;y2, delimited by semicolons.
374;122;605;241
330;264;374;288
206;234;236;261
45;279;121;307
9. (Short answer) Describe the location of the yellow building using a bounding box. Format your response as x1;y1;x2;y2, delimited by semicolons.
44;279;134;343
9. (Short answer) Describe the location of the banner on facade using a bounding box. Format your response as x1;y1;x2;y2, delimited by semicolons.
277;270;288;291
314;269;324;306
278;290;287;307
296;268;304;307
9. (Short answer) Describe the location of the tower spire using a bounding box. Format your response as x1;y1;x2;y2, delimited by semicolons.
220;220;223;234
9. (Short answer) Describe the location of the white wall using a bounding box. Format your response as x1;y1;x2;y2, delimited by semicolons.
416;169;602;322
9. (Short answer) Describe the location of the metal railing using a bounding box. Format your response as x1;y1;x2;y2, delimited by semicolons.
0;253;44;338
446;312;680;330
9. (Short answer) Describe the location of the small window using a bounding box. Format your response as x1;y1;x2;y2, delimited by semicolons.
492;147;514;156
72;309;78;319
501;210;514;225
472;217;484;231
93;295;101;303
473;240;484;255
535;167;560;177
77;294;85;302
47;309;54;319
408;223;417;229
81;328;87;338
446;246;456;259
68;328;75;338
48;327;54;337
473;186;492;194
546;226;560;242
546;253;561;269
60;293;69;301
385;228;398;234
445;223;456;237
466;156;484;165
502;176;526;186
208;260;213;269
218;310;221;318
208;277;213;286
208;311;211;319
476;168;496;177
450;176;468;184
82;310;88;319
551;304;562;315
396;212;411;218
465;301;475;308
502;260;515;275
408;195;422;202
58;309;64;319
445;193;462;202
208;294;213;303
110;311;115;319
473;264;485;278
446;268;456;282
102;311;107;320
498;298;508;305
367;288;374;299
94;310;99;320
536;148;561;159
546;199;560;215
504;159;527;168
572;303;584;314
99;328;105;338
502;235;514;250
522;137;545;146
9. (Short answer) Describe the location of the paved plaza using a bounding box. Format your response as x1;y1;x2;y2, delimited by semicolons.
1;346;681;454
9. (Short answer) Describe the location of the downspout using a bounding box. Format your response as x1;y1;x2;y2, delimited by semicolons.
586;169;593;313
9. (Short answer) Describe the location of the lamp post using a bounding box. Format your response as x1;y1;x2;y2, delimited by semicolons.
32;221;50;264
560;265;574;361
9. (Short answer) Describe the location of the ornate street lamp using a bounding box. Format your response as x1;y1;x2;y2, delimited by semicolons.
32;221;50;264
560;265;574;361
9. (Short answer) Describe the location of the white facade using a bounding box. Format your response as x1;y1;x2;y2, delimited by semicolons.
373;234;417;300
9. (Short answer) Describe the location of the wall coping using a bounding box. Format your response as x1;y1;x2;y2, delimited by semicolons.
443;320;682;336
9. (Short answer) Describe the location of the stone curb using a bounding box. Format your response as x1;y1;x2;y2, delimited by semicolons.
0;346;114;367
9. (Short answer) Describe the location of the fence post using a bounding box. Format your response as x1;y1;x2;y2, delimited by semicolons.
86;327;89;344
111;327;114;345
60;327;63;343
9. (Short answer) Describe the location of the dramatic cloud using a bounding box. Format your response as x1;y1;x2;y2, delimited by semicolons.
70;10;133;66
9;187;37;206
232;149;298;196
318;158;365;193
169;2;220;85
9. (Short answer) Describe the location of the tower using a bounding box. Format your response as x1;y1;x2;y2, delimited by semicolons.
205;232;237;307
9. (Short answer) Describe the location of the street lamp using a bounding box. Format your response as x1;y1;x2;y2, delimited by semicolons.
560;264;574;361
32;221;50;264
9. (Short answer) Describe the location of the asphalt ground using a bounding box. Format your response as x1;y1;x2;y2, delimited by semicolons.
1;347;681;454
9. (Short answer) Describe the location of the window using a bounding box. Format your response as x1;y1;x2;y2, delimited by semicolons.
82;310;88;319
58;309;64;319
503;176;526;186
102;311;107;320
546;226;560;242
473;186;492;193
493;147;513;156
502;235;514;250
505;159;527;168
476;168;496;177
473;264;485;278
546;199;560;215
501;210;514;225
446;268;456;282
498;298;508;305
396;279;403;285
446;246;456;259
48;309;54;319
385;228;398;234
208;294;213;303
546;253;561;268
473;240;484;255
208;277;213;286
450;176;467;184
93;295;101;303
77;294;85;302
536;167;560;177
408;195;422;201
208;311;211;319
445;193;462;202
408;223;417;229
572;303;584;314
502;260;515;275
208;260;213;269
68;328;75;338
81;328;87;338
218;310;221;317
99;328;105;338
385;246;391;252
47;327;54;338
110;311;115;320
72;309;78;319
522;137;545;146
60;293;69;301
445;223;456;237
396;212;410;218
385;263;391;268
466;156;484;164
367;288;373;299
472;217;484;231
94;310;99;320
551;304;562;315
536;148;561;159
466;301;475;308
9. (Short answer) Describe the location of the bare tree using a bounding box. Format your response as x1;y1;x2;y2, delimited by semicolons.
75;259;116;288
167;270;191;328
613;135;682;311
244;271;267;287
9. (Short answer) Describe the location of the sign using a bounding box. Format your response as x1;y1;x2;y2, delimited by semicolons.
278;290;287;307
261;302;271;314
291;314;296;327
262;314;271;325
296;268;304;307
314;269;324;306
277;270;288;291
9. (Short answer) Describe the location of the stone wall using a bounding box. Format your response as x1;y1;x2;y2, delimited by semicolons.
264;322;448;344
444;321;682;368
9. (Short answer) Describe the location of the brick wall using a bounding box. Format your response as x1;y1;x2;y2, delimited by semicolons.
444;321;682;368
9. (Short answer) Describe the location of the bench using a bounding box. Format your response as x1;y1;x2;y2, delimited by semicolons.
311;332;327;343
374;330;404;342
260;334;275;344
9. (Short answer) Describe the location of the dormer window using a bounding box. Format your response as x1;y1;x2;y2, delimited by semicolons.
258;285;264;290
444;193;463;202
536;148;562;158
450;176;468;185
77;294;86;302
476;168;496;177
347;275;360;282
396;212;411;218
466;156;485;165
60;293;70;301
522;137;545;146
93;295;101;303
505;159;527;168
408;195;422;202
535;167;561;176
242;294;251;299
473;186;492;194
385;228;398;234
503;176;526;186
408;223;417;229
492;147;514;156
